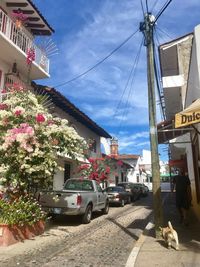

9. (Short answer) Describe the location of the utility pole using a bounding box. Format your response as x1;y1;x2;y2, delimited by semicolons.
140;13;163;238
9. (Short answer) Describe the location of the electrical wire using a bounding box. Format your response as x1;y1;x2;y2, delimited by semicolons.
116;37;144;134
52;29;139;88
154;0;172;24
146;0;149;13
112;36;143;120
151;0;159;13
153;31;166;120
140;0;145;16
157;26;173;40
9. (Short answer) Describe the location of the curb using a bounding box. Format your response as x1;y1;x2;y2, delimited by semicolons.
125;219;154;267
125;192;170;267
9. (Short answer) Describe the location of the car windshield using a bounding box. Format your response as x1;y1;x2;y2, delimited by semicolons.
118;183;130;189
106;187;123;192
64;179;94;191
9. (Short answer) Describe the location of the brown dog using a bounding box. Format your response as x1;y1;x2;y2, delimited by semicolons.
160;221;179;250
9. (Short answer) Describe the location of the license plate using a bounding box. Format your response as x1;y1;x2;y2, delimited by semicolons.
53;208;62;214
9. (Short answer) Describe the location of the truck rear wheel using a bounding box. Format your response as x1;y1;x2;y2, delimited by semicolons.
82;204;92;224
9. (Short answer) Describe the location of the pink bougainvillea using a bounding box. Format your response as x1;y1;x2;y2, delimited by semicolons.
117;160;123;166
0;103;8;110
36;114;46;123
77;157;112;183
26;48;35;65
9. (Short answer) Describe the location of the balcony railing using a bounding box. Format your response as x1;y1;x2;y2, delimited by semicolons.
0;9;49;74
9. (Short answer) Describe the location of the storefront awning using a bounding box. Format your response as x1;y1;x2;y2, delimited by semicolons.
157;119;191;144
175;99;200;128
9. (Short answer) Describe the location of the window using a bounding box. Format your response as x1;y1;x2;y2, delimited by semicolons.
136;174;140;183
89;138;97;153
64;163;71;183
96;183;103;192
64;179;94;191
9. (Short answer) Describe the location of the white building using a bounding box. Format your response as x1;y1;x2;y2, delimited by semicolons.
158;24;200;220
0;0;54;93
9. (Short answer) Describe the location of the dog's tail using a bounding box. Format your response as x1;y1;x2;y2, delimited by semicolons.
168;221;173;230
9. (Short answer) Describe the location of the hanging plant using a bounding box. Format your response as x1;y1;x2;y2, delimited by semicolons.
11;10;28;29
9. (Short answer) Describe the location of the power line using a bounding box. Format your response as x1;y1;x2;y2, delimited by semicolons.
113;36;143;120
116;37;144;134
157;26;173;40
151;0;159;13
52;29;139;88
153;32;166;121
154;0;172;24
146;0;149;13
140;0;145;16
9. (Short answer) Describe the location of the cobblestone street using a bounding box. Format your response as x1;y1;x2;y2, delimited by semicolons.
0;194;153;267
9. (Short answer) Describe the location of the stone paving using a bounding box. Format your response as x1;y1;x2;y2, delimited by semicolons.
0;194;153;267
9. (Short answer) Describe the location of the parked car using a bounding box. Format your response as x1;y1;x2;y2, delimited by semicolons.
105;186;132;206
117;182;141;201
37;178;109;224
134;183;149;197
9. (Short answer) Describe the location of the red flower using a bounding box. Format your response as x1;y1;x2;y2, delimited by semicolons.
36;114;46;123
105;166;110;174
88;158;96;163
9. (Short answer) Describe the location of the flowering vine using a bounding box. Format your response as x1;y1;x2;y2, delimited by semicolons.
77;156;118;183
0;85;87;195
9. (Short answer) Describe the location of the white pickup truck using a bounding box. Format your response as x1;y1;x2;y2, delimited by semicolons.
37;178;109;224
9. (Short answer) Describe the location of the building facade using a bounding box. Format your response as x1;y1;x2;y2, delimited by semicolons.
158;24;200;220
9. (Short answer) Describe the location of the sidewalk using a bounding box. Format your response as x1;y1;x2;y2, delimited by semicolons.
134;193;200;267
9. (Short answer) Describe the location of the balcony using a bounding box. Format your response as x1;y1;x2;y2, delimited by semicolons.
0;9;50;80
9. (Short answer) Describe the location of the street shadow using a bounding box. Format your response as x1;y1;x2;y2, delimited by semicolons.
161;192;200;253
45;210;104;229
107;217;139;240
107;212;154;241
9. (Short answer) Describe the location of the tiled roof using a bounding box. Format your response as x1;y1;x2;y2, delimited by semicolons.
116;154;140;160
32;82;111;139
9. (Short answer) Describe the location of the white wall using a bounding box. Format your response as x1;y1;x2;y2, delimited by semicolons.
186;25;200;106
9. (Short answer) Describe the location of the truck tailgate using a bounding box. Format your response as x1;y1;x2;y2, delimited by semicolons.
39;191;78;208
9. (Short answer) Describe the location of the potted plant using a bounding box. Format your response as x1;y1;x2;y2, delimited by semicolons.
0;195;46;246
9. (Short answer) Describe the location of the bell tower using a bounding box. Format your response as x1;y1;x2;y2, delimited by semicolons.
110;137;118;156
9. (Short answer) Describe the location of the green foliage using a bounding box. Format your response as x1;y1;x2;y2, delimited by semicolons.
0;196;46;226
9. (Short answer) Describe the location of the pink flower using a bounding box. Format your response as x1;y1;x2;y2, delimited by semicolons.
14;110;22;116
117;160;123;166
48;120;55;125
36;114;46;123
1;89;6;94
0;103;8;110
26;48;35;65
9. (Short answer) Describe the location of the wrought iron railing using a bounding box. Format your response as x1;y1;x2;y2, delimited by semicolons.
0;9;49;74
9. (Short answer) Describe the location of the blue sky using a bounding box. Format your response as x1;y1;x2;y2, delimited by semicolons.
33;0;200;161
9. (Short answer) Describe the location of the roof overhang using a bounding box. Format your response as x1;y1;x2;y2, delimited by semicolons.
32;83;111;139
5;0;54;35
